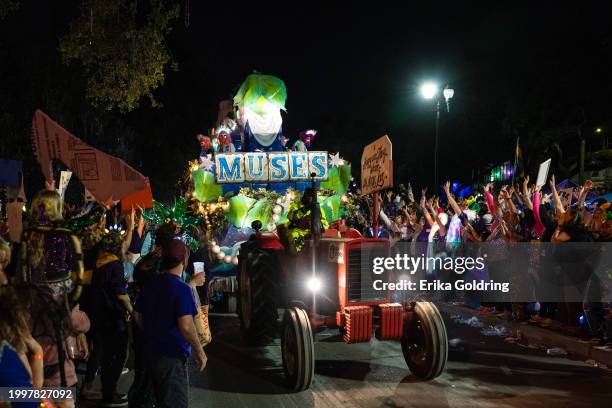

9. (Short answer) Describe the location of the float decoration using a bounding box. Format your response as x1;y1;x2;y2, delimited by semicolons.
192;168;222;202
223;188;287;231
225;194;256;228
233;73;287;114
319;194;342;222
179;73;359;257
142;197;202;250
320;162;351;196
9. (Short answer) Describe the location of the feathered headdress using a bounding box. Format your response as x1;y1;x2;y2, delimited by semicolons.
299;129;317;144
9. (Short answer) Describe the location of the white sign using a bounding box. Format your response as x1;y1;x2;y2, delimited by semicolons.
536;158;551;188
215;151;328;183
57;170;72;198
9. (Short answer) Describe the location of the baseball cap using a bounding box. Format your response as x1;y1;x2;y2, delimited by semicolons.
161;239;188;269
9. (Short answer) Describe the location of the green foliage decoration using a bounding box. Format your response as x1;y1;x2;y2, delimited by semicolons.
142;196;202;250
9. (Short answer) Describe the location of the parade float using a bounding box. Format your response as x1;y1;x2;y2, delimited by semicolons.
146;73;357;297
142;73;448;392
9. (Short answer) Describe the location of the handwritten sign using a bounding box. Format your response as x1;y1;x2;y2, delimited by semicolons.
215;151;328;183
361;135;393;195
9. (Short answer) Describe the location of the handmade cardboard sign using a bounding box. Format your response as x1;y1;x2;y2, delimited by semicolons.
361;135;393;195
536;158;551;188
120;186;153;213
31;110;149;204
215;151;328;183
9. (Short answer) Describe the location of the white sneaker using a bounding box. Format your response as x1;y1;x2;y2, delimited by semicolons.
80;382;102;400
121;367;130;375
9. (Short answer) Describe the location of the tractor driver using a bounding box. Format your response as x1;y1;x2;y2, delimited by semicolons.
286;188;329;253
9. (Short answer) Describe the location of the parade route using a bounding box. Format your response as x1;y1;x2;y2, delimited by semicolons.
176;313;612;408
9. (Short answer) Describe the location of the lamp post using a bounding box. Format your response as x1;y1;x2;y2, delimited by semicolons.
421;82;454;188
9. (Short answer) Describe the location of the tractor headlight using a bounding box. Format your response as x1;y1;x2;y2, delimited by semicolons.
307;277;322;292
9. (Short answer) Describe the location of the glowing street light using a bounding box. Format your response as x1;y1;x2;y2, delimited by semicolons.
595;127;602;133
421;82;455;188
443;87;455;100
420;82;438;99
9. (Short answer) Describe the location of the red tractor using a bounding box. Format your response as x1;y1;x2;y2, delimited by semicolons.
237;188;448;392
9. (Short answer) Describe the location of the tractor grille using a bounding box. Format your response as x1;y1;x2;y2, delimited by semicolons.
347;243;389;302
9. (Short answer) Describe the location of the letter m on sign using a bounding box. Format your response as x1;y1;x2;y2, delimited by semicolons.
215;154;245;183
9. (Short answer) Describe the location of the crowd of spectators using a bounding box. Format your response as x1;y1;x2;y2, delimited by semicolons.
1;172;610;407
370;177;610;341
0;184;207;408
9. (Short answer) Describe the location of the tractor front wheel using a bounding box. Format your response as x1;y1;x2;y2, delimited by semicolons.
401;302;448;380
281;307;315;392
238;247;279;345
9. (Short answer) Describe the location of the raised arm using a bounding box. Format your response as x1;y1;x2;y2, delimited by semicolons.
522;176;533;210
532;187;546;237
513;182;525;207
577;180;594;226
430;197;446;235
443;181;462;216
484;183;496;215
501;186;517;216
577;179;592;209
379;208;399;233
122;207;135;255
422;197;435;227
549;174;565;217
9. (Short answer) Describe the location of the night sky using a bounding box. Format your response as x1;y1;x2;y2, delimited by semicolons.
2;2;611;200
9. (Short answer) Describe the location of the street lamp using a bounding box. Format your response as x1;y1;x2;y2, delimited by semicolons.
443;87;454;112
420;82;438;99
421;82;454;188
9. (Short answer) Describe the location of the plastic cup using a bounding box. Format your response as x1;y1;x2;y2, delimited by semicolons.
193;262;205;274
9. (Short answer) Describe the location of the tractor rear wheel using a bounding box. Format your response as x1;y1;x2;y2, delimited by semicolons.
281;307;315;392
238;247;279;345
401;301;448;380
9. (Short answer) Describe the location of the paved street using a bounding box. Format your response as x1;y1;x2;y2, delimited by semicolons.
182;312;612;408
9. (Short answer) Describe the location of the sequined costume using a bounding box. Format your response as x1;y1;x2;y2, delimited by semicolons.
18;225;84;297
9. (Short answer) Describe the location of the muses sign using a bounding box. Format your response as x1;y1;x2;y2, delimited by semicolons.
361;135;393;195
215;151;328;183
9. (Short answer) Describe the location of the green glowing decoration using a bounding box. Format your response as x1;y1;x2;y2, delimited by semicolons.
233;73;287;114
142;197;202;250
225;195;256;228
320;164;352;195
192;169;222;203
468;202;481;213
63;206;106;232
225;192;289;231
244;198;273;228
319;195;341;222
